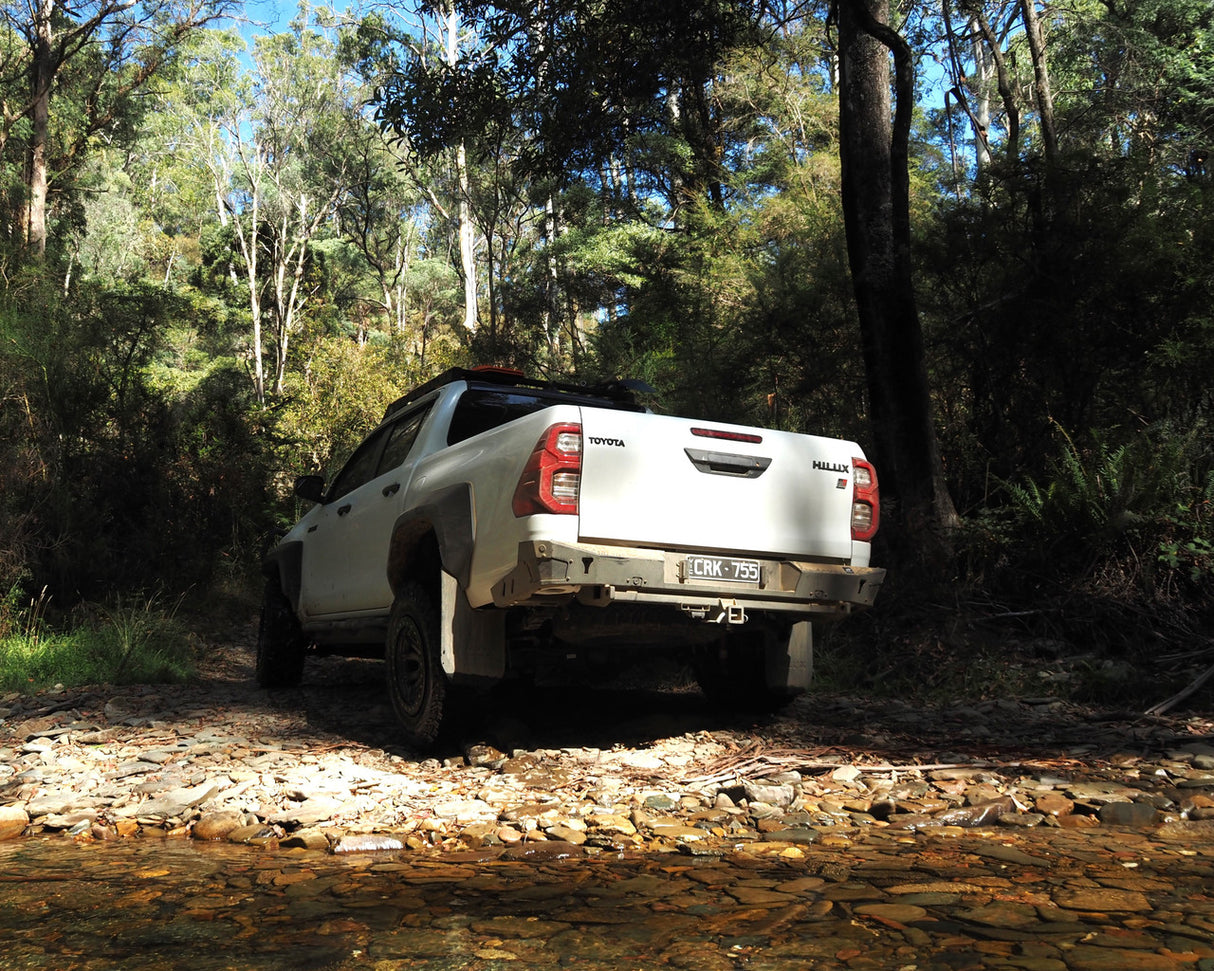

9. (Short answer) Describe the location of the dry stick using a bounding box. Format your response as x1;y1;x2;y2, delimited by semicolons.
1145;660;1214;718
682;759;1049;788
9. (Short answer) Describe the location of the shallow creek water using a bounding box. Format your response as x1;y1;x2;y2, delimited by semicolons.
5;823;1214;971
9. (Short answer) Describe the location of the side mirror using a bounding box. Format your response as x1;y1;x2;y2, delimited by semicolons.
294;474;326;504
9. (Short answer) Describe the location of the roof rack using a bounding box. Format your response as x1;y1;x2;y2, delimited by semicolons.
381;366;655;423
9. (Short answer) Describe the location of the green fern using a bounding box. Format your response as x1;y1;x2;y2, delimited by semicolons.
1003;420;1213;585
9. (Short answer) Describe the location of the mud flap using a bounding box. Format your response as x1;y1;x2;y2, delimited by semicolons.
765;621;814;692
440;571;506;684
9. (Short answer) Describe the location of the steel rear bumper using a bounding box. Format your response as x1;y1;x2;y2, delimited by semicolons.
490;540;884;620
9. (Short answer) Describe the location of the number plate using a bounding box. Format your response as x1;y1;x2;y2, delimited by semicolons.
684;555;761;584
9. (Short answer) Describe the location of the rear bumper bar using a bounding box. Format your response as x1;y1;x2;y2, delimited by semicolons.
491;540;884;621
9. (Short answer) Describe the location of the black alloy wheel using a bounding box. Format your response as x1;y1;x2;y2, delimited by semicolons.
385;581;447;749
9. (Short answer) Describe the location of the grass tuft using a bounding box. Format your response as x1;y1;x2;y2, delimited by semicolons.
0;590;195;692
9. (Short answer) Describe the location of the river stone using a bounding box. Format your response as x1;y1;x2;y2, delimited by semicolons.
1098;801;1157;827
1066;781;1133;803
41;810;97;831
25;791;78;817
0;805;29;840
465;743;507;768
649;820;710;841
853;903;929;923
1054;887;1152;912
933;797;1015;827
996;811;1045;827
973;843;1051;867
270;796;346;827
744;780;797;807
1034;791;1074;817
107;760;161;780
761;828;817;845
432;798;497;825
619;751;664;771
281;828;331;850
500;841;585;861
588;813;636;836
728;885;795;906
331;833;404;853
192;810;245;840
459;822;501;846
1064;945;1193;970
115;780;220;819
956;900;1041;928
226;823;278;844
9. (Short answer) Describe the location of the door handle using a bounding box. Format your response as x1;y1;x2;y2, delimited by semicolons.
382;482;400;497
337;503;352;516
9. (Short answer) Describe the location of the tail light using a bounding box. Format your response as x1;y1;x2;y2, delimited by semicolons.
851;458;879;542
513;423;582;516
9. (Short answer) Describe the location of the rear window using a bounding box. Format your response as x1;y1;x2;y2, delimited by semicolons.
447;387;641;446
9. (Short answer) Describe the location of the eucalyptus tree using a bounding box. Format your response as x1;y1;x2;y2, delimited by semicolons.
919;0;1214;509
349;5;495;335
0;0;233;259
172;19;370;404
335;129;427;337
370;0;766;366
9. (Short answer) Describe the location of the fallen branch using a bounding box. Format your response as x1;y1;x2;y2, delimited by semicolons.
680;756;1082;788
1145;660;1214;718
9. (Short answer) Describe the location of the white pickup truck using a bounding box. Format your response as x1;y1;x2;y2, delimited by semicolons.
258;367;884;747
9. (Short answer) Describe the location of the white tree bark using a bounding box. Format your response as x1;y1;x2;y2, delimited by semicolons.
446;4;479;333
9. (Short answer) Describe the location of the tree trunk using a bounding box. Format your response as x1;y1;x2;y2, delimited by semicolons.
970;7;1021;162
445;4;478;333
229;180;265;406
836;0;957;534
968;17;992;171
25;0;55;257
1020;0;1058;169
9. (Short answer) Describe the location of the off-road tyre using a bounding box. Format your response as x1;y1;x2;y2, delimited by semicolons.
385;581;448;750
256;578;307;688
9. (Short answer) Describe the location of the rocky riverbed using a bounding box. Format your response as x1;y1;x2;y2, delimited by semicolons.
2;631;1213;857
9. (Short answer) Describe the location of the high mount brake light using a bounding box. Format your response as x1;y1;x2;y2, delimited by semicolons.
851;458;880;542
691;427;763;444
512;423;582;516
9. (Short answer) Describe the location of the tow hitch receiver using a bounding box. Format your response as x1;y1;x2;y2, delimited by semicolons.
682;600;747;624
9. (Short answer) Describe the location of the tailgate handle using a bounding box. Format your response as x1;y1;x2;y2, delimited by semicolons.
684;448;771;478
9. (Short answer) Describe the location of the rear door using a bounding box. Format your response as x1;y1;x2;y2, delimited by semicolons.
577;409;858;561
299;405;432;617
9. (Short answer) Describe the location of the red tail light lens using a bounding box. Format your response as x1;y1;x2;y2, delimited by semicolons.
851;458;879;542
512;423;582;516
691;427;763;444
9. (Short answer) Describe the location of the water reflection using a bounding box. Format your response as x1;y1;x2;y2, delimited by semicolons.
4;824;1214;970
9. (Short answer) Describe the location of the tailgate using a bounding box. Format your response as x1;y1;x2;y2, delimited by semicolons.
577;409;859;561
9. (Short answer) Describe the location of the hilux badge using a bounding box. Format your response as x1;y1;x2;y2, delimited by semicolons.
813;460;849;474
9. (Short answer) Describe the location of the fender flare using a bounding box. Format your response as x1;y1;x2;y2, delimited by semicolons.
262;541;304;612
388;483;475;595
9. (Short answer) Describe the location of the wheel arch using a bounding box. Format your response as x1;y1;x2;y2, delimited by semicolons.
262;541;304;611
387;483;475;597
